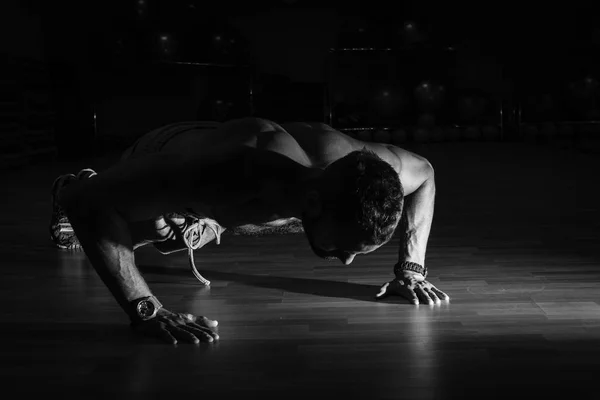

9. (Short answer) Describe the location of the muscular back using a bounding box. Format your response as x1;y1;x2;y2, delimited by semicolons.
162;118;431;196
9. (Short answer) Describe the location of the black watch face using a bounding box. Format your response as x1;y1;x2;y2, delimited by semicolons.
137;300;156;319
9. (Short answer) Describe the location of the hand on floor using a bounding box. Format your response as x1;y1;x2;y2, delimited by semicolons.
131;308;219;344
376;270;450;305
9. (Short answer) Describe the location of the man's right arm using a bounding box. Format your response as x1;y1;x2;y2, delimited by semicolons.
60;192;219;344
58;153;195;319
57;152;230;342
63;195;152;318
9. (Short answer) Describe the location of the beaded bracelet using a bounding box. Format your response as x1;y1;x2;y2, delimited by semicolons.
394;261;428;278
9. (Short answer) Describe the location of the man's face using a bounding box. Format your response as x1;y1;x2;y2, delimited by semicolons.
301;211;381;265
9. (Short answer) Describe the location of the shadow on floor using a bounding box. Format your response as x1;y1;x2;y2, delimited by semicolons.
138;264;410;304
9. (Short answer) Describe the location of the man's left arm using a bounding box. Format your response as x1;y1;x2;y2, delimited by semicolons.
376;160;450;305
398;169;435;268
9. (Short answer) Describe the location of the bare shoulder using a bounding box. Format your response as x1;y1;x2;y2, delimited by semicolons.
277;121;434;194
386;145;434;195
386;145;433;171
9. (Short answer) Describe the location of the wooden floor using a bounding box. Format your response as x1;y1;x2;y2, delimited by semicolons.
1;141;599;399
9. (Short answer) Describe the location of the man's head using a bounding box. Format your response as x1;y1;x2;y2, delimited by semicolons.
301;148;404;265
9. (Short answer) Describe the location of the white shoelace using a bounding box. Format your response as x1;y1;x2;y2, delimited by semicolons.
182;217;223;286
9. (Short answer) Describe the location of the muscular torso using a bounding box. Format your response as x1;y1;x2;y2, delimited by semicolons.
157;118;427;232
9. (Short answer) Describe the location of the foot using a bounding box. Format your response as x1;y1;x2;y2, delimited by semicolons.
49;173;79;249
49;168;98;249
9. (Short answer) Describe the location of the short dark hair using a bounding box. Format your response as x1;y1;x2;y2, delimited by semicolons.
320;148;404;245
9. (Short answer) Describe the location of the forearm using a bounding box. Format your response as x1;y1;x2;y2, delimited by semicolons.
62;198;153;320
399;173;435;268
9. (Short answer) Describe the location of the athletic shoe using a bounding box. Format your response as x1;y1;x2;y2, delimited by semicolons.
153;214;222;286
49;173;79;249
49;168;98;249
183;217;223;286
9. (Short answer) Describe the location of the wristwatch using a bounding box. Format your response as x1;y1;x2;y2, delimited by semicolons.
394;261;428;278
130;296;163;322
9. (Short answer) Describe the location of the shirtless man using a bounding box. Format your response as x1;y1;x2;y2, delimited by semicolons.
51;117;449;345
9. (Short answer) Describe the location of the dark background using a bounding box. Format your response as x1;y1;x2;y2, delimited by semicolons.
1;0;599;164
